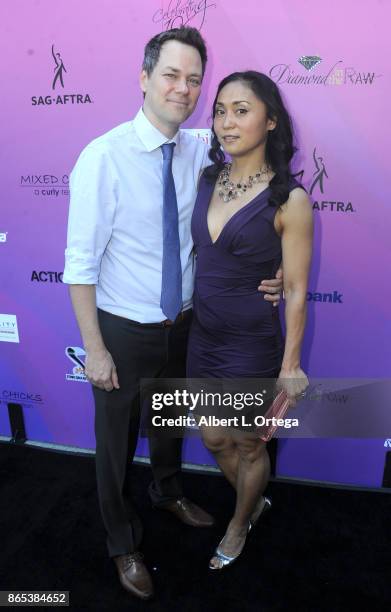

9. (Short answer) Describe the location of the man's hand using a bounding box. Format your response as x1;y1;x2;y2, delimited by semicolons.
258;267;283;307
84;348;120;392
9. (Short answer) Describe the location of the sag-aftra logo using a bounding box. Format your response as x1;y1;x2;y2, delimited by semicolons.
31;44;93;107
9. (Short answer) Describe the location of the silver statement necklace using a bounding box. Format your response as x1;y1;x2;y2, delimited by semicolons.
217;162;270;203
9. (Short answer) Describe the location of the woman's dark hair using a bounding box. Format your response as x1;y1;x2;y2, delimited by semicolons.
142;27;207;76
205;71;297;208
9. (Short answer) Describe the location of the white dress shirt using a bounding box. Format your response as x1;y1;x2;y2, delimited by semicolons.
63;108;211;322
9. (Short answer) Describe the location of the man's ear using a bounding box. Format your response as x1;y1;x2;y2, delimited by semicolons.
140;70;148;94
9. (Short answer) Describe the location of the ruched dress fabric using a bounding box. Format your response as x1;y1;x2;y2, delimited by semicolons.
187;170;303;379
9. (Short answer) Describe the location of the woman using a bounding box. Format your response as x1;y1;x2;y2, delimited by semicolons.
187;71;313;569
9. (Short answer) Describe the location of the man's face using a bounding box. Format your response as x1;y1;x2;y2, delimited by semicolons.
140;40;203;134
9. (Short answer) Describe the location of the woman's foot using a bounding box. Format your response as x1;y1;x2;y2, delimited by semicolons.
209;522;249;570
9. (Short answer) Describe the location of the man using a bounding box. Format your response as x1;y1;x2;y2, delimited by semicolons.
63;27;282;601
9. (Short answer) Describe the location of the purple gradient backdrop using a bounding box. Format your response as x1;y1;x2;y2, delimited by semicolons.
1;0;390;487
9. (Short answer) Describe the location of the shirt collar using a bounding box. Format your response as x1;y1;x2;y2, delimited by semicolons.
133;107;181;153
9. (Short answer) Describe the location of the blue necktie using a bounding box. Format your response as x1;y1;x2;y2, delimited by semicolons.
160;143;182;321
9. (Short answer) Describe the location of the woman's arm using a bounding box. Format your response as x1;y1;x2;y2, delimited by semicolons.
276;187;313;395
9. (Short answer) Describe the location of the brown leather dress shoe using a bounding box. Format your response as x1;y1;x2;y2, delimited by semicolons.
156;497;215;527
113;552;154;600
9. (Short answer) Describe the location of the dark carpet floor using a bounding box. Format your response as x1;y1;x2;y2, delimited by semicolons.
0;441;390;611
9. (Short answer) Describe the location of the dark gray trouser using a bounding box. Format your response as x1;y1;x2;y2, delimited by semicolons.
93;308;191;558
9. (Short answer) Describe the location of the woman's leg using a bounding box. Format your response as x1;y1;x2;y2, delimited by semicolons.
201;425;269;516
232;433;270;527
202;427;270;566
200;424;239;489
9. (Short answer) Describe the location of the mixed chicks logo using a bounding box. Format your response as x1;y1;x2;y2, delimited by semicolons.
1;389;43;406
20;173;69;197
31;44;93;106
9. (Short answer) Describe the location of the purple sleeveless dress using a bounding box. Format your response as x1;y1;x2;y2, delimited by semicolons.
186;169;303;378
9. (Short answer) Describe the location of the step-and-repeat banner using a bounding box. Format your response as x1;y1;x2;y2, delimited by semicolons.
1;0;390;487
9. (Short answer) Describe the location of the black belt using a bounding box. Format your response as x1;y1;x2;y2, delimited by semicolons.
158;308;193;327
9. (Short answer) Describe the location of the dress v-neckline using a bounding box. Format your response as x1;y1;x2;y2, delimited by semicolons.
205;179;271;246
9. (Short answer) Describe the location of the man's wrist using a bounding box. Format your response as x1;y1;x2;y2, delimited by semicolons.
84;341;107;355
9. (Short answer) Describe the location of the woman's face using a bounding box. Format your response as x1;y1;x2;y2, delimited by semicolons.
213;80;276;158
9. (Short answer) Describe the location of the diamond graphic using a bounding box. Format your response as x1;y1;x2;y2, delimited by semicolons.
298;56;322;71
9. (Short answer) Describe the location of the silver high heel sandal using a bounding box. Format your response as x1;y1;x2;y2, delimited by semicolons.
209;524;251;570
248;495;272;532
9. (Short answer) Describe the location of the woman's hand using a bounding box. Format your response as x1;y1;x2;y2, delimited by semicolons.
258;267;283;307
277;367;309;407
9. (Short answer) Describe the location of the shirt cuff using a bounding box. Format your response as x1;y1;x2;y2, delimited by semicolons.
63;249;100;284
